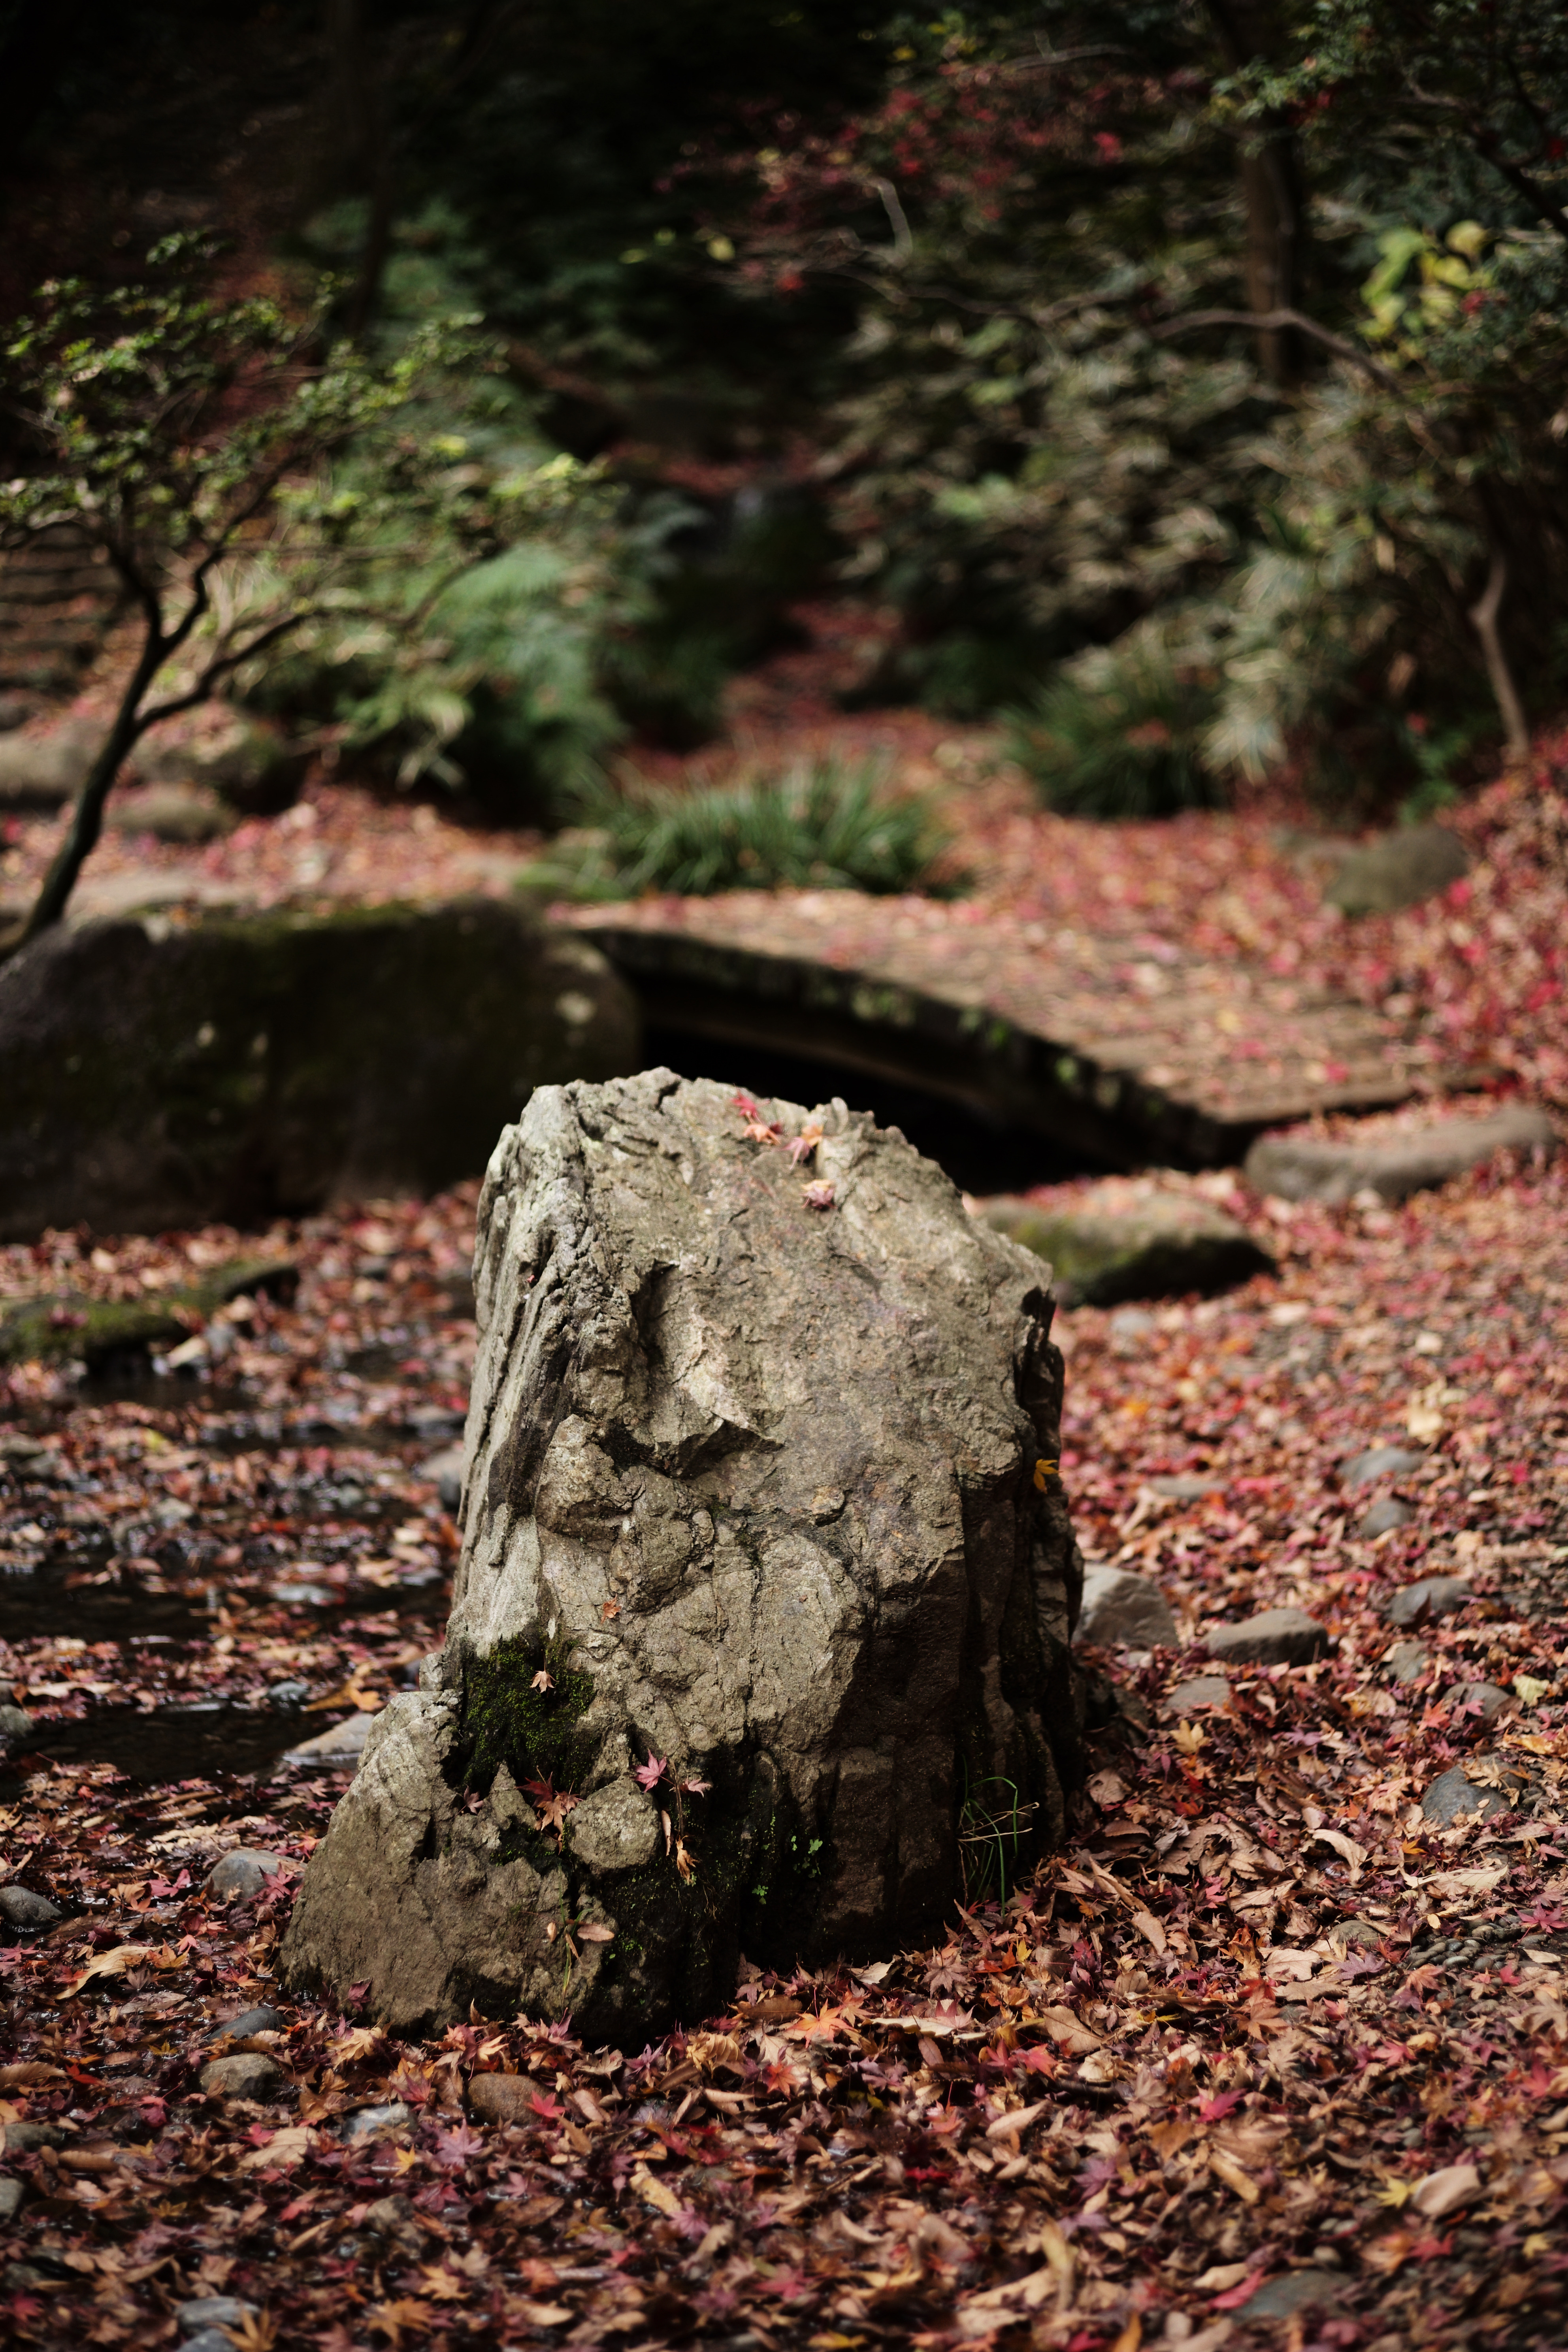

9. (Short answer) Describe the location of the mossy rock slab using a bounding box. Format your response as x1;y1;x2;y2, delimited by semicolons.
978;1181;1275;1306
1325;822;1468;917
0;1257;295;1370
0;901;640;1240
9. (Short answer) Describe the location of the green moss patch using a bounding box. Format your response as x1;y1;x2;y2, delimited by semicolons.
460;1630;598;1797
0;1255;296;1370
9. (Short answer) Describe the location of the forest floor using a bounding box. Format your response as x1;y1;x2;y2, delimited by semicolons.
3;642;1568;2347
2;1121;1567;2351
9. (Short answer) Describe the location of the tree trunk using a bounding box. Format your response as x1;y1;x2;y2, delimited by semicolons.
324;0;394;343
1205;0;1308;385
5;617;165;957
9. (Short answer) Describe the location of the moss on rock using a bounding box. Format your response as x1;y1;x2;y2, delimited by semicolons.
0;900;640;1240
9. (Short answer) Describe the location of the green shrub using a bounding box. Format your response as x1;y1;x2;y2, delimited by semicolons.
1008;629;1224;820
529;757;954;897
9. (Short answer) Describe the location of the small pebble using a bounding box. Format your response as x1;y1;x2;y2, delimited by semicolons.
0;2177;23;2224
1161;1675;1231;1716
3;2119;68;2153
0;1705;35;1745
1452;1680;1510;1723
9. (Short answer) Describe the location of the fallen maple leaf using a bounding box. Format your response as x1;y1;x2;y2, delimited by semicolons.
674;1839;697;1881
632;1752;667;1791
801;1179;835;1210
575;1920;614;1943
521;1775;579;1841
530;1668;554;1694
787;1119;824;1165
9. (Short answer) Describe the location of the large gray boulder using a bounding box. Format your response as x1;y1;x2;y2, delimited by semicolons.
281;1072;1087;2040
0;901;639;1239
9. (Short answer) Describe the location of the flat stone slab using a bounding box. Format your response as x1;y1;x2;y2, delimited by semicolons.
1326;822;1469;917
1387;1575;1470;1629
1342;1445;1425;1488
979;1180;1274;1305
284;1713;374;1768
569;891;1453;1168
1246;1104;1557;1204
1239;2270;1348;2320
1205;1608;1329;1666
1076;1565;1178;1649
1161;1675;1231;1715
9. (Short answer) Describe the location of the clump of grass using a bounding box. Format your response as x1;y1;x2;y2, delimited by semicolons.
1008;631;1223;820
525;756;956;899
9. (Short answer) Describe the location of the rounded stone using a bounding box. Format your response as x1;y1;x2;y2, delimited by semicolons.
208;2005;286;2041
1383;1638;1430;1686
1204;1607;1329;1666
469;2073;545;2127
1420;1764;1515;1826
205;1849;288;1903
1076;1564;1178;1649
1359;1496;1412;1539
0;1705;35;1745
1386;1575;1471;1630
0;2177;23;2224
1452;1681;1510;1724
0;1885;61;1928
1340;1444;1423;1489
198;2051;284;2101
339;2101;411;2142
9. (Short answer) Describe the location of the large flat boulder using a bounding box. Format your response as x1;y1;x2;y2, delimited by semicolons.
0;901;639;1239
979;1179;1274;1306
281;1072;1087;2040
1246;1104;1557;1206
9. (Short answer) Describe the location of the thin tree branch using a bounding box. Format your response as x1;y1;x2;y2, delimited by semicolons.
1468;546;1530;759
871;177;913;262
1150;305;1406;395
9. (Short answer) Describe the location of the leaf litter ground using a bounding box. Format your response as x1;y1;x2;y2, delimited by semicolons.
3;694;1568;2344
2;1144;1567;2350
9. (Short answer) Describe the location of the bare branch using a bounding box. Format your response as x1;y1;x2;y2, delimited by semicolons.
1150;305;1407;396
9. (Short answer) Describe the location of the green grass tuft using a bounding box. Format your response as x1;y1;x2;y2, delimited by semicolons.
1007;633;1224;821
524;756;956;899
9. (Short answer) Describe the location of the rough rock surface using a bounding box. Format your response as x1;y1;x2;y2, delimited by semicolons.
1325;822;1469;917
1205;1608;1330;1666
282;1072;1087;2039
1076;1564;1178;1649
1383;1640;1430;1685
979;1182;1274;1307
1358;1496;1412;1539
284;1713;373;1768
1246;1105;1557;1206
0;1885;60;1928
0;901;639;1240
